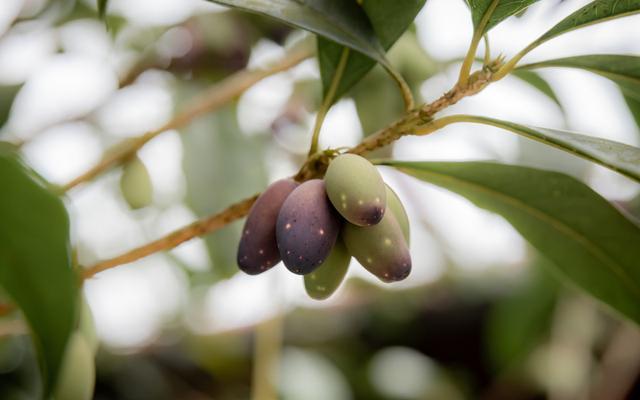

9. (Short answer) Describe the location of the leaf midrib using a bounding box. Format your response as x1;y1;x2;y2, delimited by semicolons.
398;166;640;299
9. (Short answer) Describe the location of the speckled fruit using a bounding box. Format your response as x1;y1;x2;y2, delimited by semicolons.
237;179;298;275
385;185;410;244
276;179;341;275
54;332;95;400
343;210;411;283
324;154;386;226
304;238;350;300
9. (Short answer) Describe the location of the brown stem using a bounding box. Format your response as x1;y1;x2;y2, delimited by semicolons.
62;43;313;193
82;195;258;279
82;58;504;278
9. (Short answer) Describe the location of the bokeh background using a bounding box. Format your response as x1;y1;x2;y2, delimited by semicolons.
1;0;640;399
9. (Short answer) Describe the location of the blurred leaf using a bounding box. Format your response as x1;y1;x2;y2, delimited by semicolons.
532;0;640;48
181;103;268;280
353;29;435;143
452;115;640;183
625;94;640;129
511;69;563;110
353;67;403;138
465;0;541;35
517;54;640;130
0;146;79;395
385;160;640;324
0;85;21;130
97;0;108;19
318;0;425;101
487;261;558;368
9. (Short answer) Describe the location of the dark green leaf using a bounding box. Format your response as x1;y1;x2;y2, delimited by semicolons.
625;94;640;129
0;146;79;395
518;54;640;95
97;0;108;19
207;0;386;65
511;69;563;110
318;0;426;101
487;261;557;368
465;0;541;35
0;85;21;130
451;115;640;183
518;54;640;128
384;160;640;324
534;0;640;47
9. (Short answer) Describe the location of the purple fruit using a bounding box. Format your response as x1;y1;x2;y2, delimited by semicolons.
237;179;298;275
276;179;341;275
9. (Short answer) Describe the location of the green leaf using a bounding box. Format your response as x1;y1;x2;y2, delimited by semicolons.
511;69;563;110
533;0;640;48
319;0;425;100
384;160;640;324
207;0;423;104
487;261;557;368
0;146;79;395
517;54;640;128
0;84;21;130
207;0;386;65
625;94;640;129
465;0;541;35
97;0;108;19
448;115;640;183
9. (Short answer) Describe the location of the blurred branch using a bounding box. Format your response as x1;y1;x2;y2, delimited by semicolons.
82;57;505;277
82;194;258;279
62;42;314;193
251;315;284;400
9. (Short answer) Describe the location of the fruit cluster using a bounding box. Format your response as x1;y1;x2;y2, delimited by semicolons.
237;154;411;299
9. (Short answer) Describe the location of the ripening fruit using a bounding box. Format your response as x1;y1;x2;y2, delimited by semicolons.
54;332;95;400
324;154;386;226
343;210;411;283
276;179;341;274
304;238;350;300
385;185;410;244
120;156;153;209
237;179;298;275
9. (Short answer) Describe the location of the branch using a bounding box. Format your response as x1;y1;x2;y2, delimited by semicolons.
82;57;504;278
62;43;314;193
82;195;258;279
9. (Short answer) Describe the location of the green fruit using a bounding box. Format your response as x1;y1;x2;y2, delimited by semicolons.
343;210;411;283
304;238;350;300
79;297;98;356
54;332;95;400
385;185;410;244
120;156;153;209
324;154;386;226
